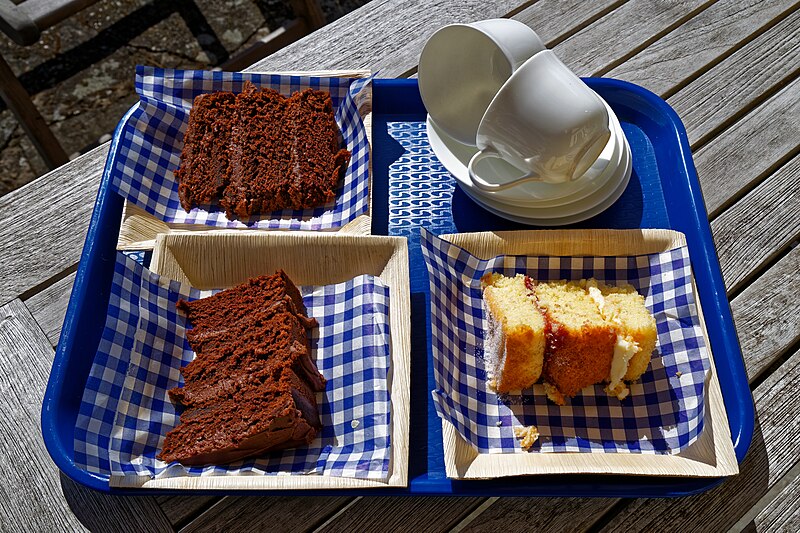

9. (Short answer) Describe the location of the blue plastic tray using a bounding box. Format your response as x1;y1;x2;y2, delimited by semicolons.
42;78;753;496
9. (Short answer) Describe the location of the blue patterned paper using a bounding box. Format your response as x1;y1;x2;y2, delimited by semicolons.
74;253;391;481
109;66;371;230
421;229;710;454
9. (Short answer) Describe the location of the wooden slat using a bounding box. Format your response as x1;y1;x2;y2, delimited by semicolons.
750;462;800;532
58;474;173;533
666;8;800;146
454;497;616;532
712;154;800;294
0;144;106;305
0;298;86;532
248;0;526;76
730;245;800;382
317;497;484;532
512;0;622;45
155;495;218;529
691;75;800;217
24;271;76;347
180;496;352;532
607;0;799;96
551;0;713;76
0;53;68;168
0;298;174;532
598;344;800;532
0;1;786;527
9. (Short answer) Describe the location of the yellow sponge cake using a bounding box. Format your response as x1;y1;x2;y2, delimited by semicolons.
481;273;658;404
535;281;616;405
481;273;546;393
584;279;658;399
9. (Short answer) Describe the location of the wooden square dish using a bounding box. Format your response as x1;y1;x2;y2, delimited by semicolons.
116;69;374;251
436;229;739;480
111;231;409;490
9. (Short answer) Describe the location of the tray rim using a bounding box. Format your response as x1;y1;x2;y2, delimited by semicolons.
42;77;754;497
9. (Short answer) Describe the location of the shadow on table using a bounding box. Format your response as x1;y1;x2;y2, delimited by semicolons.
606;410;769;528
59;472;210;532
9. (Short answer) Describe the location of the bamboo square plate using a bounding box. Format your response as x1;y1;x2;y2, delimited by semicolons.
431;229;738;480
111;231;409;490
116;69;374;251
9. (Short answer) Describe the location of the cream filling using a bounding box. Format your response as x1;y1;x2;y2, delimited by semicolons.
586;279;640;399
605;335;640;400
586;279;606;314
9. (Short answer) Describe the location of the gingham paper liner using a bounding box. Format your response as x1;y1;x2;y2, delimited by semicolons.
109;66;371;230
421;229;710;454
74;252;391;480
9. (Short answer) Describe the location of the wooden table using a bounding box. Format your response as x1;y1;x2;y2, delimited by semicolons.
1;0;798;530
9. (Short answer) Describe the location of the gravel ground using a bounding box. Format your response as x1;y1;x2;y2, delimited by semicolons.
0;0;370;196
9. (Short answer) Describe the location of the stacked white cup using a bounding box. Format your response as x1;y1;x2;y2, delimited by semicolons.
418;19;632;225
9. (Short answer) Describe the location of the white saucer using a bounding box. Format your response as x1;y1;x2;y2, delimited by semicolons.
426;97;627;209
457;138;632;225
458;137;630;220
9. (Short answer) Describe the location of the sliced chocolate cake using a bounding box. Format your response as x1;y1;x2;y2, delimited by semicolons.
283;89;351;210
220;83;292;219
158;367;320;466
174;82;352;219
158;270;325;466
175;91;237;212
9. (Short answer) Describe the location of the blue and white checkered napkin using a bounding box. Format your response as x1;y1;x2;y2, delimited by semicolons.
109;66;371;230
74;252;391;481
420;229;710;455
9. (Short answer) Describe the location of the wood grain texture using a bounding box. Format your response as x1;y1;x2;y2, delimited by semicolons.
731;244;800;382
512;0;622;45
6;0;799;530
59;473;173;533
317;497;484;533
24;271;76;347
551;0;713;76
458;497;617;533
712;155;800;295
608;0;799;96
0;298;175;532
0;299;86;532
751;462;800;532
118;232;411;490
180;496;352;532
0;144;106;305
248;0;526;77
155;495;218;528
598;346;800;532
666;8;800;146
692;75;800;217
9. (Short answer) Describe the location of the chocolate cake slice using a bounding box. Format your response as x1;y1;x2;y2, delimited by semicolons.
177;270;310;334
175;81;352;220
175;91;237;212
283;89;352;210
220;83;292;219
158;270;325;466
158;367;320;466
172;300;324;403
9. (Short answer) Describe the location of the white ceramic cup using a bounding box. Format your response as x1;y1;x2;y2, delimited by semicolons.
467;50;611;190
418;19;545;145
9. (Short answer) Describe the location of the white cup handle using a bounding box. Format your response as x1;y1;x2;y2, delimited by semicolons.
467;147;543;192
